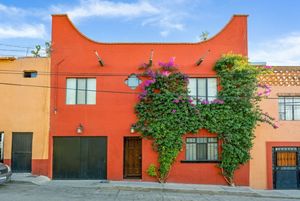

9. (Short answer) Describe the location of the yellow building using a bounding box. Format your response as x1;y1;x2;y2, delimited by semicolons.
251;66;300;189
0;57;50;175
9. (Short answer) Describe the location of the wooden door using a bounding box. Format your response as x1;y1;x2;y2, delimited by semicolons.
12;133;32;172
124;137;142;179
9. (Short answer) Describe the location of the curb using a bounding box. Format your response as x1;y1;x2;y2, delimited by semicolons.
98;185;300;200
9;179;300;200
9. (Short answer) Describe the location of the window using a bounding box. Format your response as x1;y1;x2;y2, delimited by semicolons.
186;137;218;161
274;147;298;167
188;78;217;104
23;70;37;78
279;97;300;120
125;74;141;89
66;78;96;105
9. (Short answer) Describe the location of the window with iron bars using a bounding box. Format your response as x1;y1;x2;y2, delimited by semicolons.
279;97;300;120
185;137;218;161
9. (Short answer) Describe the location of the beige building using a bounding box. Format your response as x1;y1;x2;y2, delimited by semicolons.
0;57;50;175
250;66;300;189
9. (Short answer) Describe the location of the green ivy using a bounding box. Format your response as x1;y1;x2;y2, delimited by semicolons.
134;55;276;185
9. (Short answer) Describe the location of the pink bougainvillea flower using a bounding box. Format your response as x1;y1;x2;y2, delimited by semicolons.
143;79;156;88
145;70;156;78
264;91;271;96
167;57;175;67
158;57;177;69
264;65;272;69
173;99;180;103
161;71;171;77
171;109;176;113
201;100;210;105
211;99;224;104
273;123;279;129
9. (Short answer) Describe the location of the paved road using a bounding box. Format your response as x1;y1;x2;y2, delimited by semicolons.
0;182;297;201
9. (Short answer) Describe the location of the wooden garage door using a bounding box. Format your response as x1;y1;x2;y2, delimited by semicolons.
53;137;107;179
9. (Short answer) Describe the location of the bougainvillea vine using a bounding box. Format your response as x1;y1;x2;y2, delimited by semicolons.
134;54;277;185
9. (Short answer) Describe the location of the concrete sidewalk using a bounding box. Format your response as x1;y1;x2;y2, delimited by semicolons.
11;173;50;185
11;174;300;200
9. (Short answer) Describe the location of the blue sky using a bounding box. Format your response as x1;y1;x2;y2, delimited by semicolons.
0;0;300;65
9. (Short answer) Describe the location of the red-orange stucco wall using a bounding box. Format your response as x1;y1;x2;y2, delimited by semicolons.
49;14;248;185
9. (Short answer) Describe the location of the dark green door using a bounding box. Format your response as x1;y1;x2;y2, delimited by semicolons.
12;133;32;172
273;147;300;189
53;137;107;179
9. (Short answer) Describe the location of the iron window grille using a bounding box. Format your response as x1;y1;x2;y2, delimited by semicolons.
279;97;300;120
185;137;218;161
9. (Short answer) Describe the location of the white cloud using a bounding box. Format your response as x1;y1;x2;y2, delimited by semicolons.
250;32;300;66
0;3;27;16
0;24;47;39
160;30;169;37
0;3;48;40
51;0;186;37
51;0;159;20
143;14;184;37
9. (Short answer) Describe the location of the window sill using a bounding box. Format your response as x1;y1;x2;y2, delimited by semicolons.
180;160;221;163
65;104;96;106
279;120;300;121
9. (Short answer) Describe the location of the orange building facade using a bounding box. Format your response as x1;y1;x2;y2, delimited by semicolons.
250;67;300;189
49;14;249;185
0;57;50;176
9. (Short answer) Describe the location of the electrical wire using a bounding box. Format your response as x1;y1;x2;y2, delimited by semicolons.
0;69;296;77
0;49;30;52
0;81;297;101
0;42;33;49
0;42;46;50
0;82;138;95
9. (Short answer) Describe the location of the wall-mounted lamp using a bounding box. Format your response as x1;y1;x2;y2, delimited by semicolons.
76;123;84;134
130;124;136;134
94;50;104;66
195;49;210;66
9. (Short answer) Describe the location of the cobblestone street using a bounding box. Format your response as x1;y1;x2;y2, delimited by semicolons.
0;182;298;201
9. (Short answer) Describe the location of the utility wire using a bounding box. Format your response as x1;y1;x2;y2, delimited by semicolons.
0;81;297;101
0;69;296;77
0;42;33;49
0;48;30;52
0;82;138;95
0;42;46;50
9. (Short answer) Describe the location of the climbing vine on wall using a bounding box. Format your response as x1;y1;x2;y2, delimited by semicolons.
134;54;277;185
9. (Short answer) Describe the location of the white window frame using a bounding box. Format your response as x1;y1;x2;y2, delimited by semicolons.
188;77;217;104
66;78;96;105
